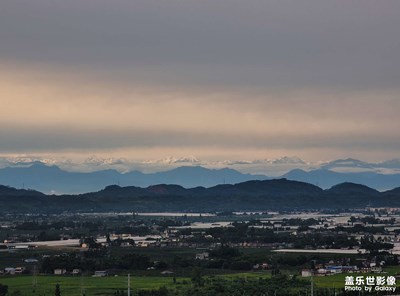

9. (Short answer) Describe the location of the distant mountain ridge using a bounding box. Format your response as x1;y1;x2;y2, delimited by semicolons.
283;168;400;191
0;163;268;194
0;185;44;197
1;160;400;194
1;179;400;213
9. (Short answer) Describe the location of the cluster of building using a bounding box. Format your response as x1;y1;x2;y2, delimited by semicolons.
0;267;26;275
302;260;385;277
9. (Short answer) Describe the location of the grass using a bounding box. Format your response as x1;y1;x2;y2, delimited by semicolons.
214;271;271;280
0;272;271;295
2;267;400;295
0;275;185;296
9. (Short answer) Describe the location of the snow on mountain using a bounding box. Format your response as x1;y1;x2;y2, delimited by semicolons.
266;156;306;165
1;155;400;176
214;156;307;166
82;156;129;166
319;158;400;174
378;159;400;169
207;157;310;176
0;155;310;178
321;158;373;169
142;155;201;165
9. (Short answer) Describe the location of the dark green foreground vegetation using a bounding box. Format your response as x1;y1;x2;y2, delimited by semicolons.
2;271;400;296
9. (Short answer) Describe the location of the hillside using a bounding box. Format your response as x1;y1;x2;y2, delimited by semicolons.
1;179;400;213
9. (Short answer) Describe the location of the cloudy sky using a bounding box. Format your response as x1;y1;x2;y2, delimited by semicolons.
1;0;400;163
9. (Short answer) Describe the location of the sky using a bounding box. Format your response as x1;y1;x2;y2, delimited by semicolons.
1;0;400;164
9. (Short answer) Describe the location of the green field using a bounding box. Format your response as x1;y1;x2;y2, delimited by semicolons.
0;272;273;296
0;275;186;296
2;267;400;295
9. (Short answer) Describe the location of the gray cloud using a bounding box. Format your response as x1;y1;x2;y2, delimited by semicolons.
0;125;398;154
1;0;400;90
1;0;400;161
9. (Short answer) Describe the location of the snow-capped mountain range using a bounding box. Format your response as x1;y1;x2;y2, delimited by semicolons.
1;155;400;175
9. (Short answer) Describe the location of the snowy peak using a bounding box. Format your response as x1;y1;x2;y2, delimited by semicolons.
213;156;307;166
142;155;201;165
266;156;306;165
322;158;373;169
378;159;400;168
320;158;400;174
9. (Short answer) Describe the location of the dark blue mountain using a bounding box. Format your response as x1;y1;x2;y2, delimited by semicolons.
124;166;268;188
283;169;400;191
326;182;379;195
0;163;268;194
0;184;44;197
0;162;121;194
1;179;400;214
1;162;400;194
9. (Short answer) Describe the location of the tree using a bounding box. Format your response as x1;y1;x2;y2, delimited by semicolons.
191;267;205;287
209;245;240;259
55;283;61;296
361;235;394;254
81;237;100;249
137;287;168;296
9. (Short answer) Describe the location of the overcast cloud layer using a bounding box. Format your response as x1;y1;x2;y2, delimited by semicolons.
1;0;399;162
